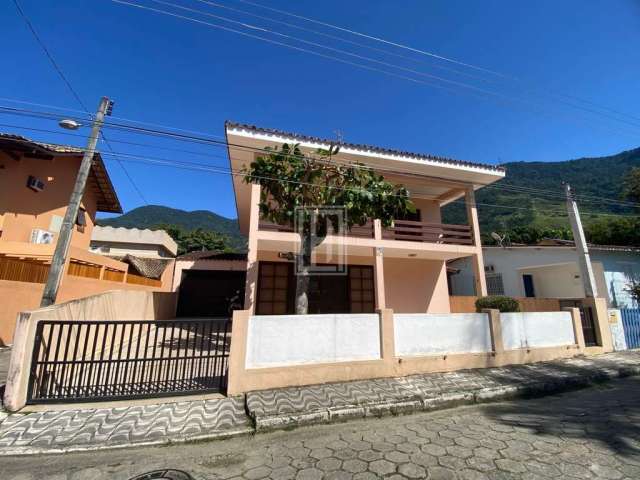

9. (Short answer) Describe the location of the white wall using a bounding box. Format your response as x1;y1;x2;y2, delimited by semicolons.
394;313;492;356
500;312;575;350
246;314;381;368
449;247;618;304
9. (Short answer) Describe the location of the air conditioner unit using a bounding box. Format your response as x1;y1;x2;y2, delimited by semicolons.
27;175;45;192
30;229;55;245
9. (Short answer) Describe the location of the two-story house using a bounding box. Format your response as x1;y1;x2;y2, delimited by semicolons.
225;122;505;315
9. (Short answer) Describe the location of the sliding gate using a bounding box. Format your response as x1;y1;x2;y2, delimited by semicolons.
27;318;231;404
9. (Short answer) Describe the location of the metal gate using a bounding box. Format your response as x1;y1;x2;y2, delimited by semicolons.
27;318;231;404
621;308;640;349
580;306;599;347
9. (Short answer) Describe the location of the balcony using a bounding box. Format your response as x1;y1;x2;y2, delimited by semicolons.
258;219;473;246
382;220;473;245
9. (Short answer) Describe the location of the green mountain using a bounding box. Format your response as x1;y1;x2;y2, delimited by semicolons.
442;146;640;238
97;205;246;251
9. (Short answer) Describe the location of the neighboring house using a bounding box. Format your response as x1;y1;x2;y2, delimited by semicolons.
173;250;247;317
225;121;505;315
0;133;122;246
90;226;178;258
0;134;171;345
449;241;640;308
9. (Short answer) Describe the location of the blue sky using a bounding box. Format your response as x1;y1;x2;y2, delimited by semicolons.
3;0;640;219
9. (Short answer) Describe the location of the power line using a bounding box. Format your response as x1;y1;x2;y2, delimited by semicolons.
233;0;640;126
5;105;640;213
193;0;500;85
4;104;640;212
12;0;148;205
111;0;640;142
106;152;639;220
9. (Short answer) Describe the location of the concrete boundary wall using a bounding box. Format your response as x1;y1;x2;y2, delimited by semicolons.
246;314;380;368
228;300;614;395
3;290;177;412
501;312;575;350
394;313;491;356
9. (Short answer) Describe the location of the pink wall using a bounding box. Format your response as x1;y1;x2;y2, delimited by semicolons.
384;257;450;313
0;152;98;249
411;198;442;223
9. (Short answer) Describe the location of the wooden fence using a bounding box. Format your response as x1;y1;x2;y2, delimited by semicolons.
0;256;162;287
0;256;50;283
126;273;162;287
68;261;102;279
450;296;561;313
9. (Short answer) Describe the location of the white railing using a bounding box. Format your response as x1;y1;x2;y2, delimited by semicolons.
394;313;492;356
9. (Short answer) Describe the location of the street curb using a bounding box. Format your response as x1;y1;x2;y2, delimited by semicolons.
0;425;254;457
249;364;640;432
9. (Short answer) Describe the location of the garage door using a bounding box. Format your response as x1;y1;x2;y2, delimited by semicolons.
177;270;246;317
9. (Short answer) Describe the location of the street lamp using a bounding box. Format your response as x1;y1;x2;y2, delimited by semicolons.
58;119;82;130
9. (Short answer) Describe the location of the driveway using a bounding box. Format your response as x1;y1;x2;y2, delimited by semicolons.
2;376;639;479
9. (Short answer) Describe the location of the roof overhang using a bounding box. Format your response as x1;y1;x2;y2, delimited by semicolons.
225;122;505;234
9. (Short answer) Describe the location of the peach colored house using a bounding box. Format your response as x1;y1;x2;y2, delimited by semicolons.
225;122;505;315
0;134;172;345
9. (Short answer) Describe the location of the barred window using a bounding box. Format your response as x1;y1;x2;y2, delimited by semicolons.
486;273;505;296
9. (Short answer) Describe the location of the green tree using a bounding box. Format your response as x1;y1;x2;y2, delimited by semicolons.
155;224;232;255
584;217;640;246
244;143;415;314
622;167;640;202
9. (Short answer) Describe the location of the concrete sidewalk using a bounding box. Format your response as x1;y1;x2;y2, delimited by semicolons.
1;350;639;456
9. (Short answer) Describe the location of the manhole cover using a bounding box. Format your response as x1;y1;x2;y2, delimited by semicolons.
129;470;194;480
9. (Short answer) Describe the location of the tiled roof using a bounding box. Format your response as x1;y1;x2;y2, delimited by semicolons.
225;121;505;174
116;255;172;280
0;133;122;213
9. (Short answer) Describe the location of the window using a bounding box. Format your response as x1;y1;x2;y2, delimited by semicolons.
486;273;504;296
256;262;292;315
76;208;87;233
349;266;375;313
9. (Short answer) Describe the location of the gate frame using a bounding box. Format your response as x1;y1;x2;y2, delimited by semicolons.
25;318;231;405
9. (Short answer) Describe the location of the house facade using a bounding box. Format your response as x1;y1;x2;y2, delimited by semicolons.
225;122;505;315
0;134;171;345
449;243;640;308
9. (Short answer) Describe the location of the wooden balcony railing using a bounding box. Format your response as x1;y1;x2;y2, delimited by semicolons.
382;220;473;245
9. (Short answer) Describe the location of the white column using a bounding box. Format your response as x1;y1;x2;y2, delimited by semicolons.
373;219;386;309
244;183;261;312
465;187;487;296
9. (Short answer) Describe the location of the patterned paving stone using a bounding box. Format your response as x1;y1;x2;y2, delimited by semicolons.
2;376;640;479
247;351;640;431
0;395;251;453
2;350;640;459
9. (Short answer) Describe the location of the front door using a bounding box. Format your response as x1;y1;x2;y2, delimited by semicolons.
522;274;536;297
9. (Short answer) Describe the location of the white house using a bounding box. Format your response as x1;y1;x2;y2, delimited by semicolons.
449;241;640;308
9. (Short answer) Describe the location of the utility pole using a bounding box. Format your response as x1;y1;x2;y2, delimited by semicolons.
565;183;598;298
40;96;113;307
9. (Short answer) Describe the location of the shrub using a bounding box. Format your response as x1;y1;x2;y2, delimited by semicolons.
475;295;520;313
